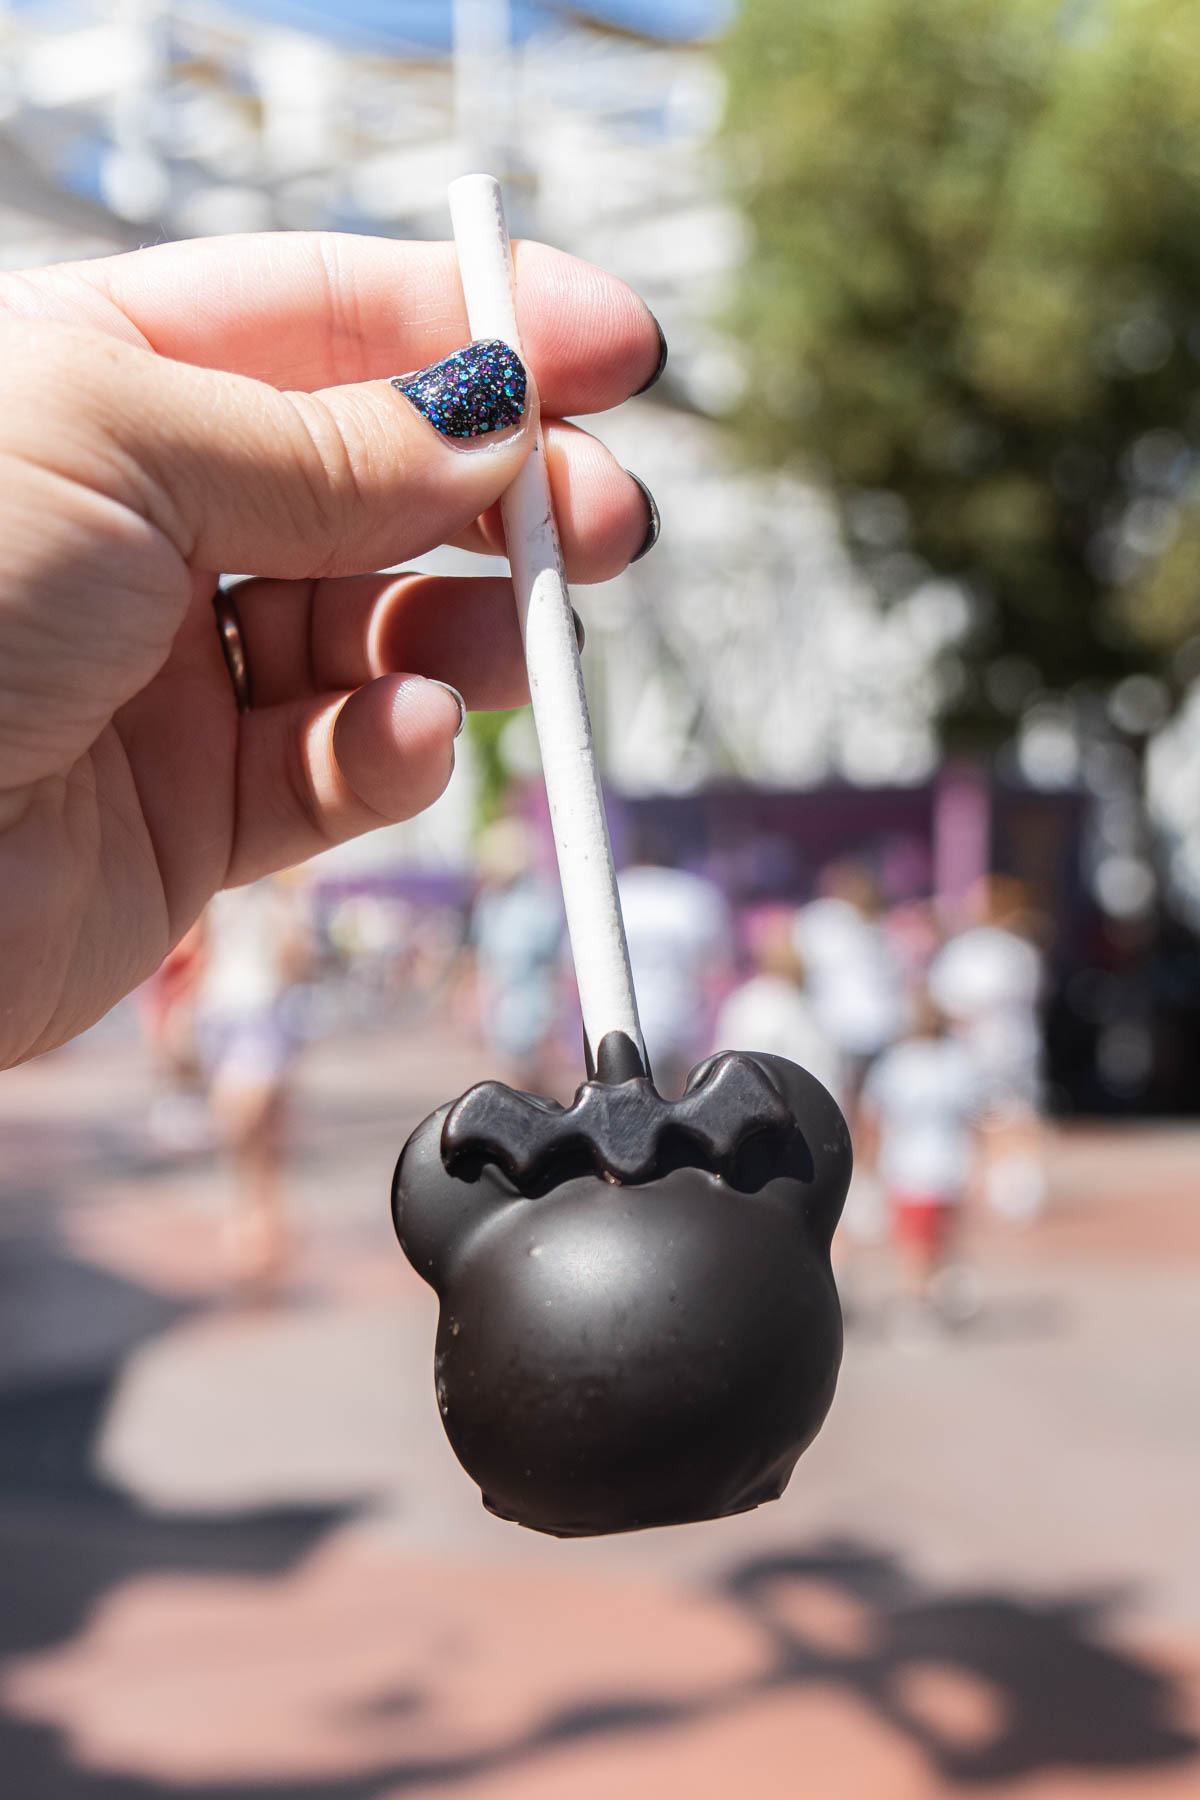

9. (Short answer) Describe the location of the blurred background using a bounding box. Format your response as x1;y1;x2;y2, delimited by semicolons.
2;1;1200;1795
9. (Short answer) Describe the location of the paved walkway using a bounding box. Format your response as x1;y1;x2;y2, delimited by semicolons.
0;1013;1198;1798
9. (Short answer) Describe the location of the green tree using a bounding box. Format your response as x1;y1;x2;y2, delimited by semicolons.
721;0;1200;734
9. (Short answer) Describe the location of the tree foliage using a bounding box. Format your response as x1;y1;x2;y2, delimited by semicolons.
721;0;1200;732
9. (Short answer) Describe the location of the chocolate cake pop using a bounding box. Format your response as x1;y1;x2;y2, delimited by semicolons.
391;176;850;1537
393;1030;850;1536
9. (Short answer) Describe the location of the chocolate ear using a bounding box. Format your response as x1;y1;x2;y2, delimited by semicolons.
689;1051;852;1252
392;1101;515;1293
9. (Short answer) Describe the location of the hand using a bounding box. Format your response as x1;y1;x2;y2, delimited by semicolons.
0;232;660;1066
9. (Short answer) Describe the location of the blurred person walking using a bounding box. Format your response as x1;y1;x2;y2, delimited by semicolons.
929;876;1048;1222
619;826;732;1096
794;861;909;1116
327;890;411;1020
195;875;316;1291
135;918;210;1153
713;906;841;1100
792;861;913;1265
135;921;211;1159
469;816;564;1094
859;991;983;1331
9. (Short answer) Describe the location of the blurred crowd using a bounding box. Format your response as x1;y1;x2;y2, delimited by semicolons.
612;836;1050;1336
131;812;1051;1325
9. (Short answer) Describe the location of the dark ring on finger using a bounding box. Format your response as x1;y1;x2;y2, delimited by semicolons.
213;581;253;712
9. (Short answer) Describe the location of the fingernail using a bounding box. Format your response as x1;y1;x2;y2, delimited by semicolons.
633;313;668;396
626;470;660;561
426;679;467;738
392;340;527;440
571;606;586;652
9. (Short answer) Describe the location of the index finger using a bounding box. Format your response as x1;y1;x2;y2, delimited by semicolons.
12;232;663;416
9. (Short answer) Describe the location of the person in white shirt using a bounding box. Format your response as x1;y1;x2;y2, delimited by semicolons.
928;876;1048;1222
859;992;983;1309
195;876;315;1289
619;831;733;1096
794;861;908;1111
712;907;841;1102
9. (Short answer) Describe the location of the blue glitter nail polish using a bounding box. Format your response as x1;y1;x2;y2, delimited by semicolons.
392;340;527;439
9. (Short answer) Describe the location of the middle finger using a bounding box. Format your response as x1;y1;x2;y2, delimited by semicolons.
233;570;531;711
449;420;657;582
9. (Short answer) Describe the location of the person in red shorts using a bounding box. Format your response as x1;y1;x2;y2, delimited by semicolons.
859;990;983;1326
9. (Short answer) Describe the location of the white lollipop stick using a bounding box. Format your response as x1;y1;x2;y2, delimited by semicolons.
448;173;646;1075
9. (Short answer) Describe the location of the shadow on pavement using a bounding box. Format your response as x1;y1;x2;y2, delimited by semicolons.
726;1545;1198;1784
0;1234;1195;1797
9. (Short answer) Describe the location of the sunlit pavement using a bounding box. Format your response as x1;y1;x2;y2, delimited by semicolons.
1;1014;1199;1799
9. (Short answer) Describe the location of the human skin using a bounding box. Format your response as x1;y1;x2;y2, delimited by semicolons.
0;232;660;1068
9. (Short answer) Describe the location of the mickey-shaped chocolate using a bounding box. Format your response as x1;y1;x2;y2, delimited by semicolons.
392;1032;851;1537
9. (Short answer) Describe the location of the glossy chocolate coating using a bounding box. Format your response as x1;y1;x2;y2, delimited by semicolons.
392;1036;851;1537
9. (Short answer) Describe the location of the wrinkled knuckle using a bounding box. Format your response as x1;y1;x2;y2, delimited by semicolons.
0;318;102;436
0;321;185;543
309;234;367;387
282;391;371;577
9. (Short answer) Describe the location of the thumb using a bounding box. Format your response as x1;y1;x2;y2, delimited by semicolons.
2;320;537;579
